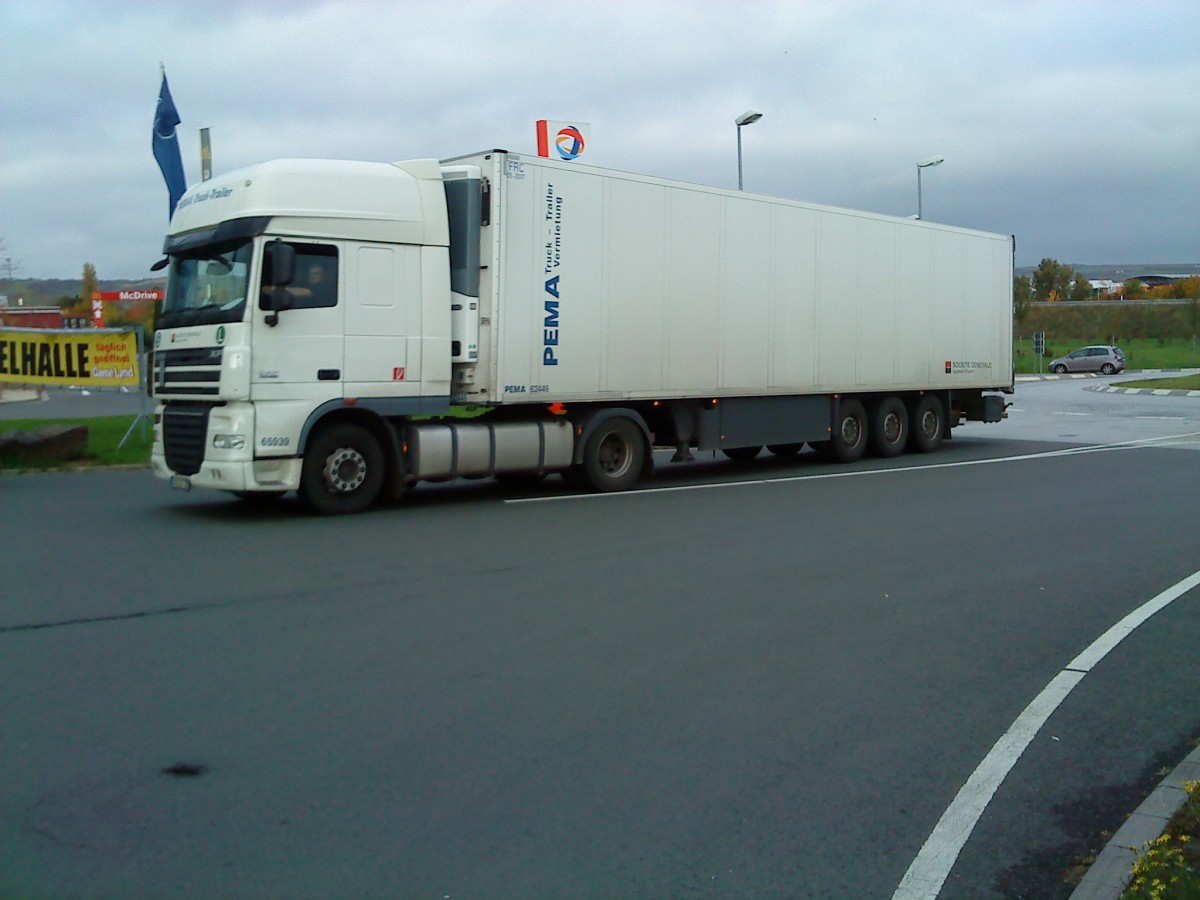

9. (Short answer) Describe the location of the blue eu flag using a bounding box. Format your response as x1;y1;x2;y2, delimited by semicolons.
153;72;187;219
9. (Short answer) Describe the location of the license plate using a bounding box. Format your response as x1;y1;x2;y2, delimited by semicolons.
170;475;192;491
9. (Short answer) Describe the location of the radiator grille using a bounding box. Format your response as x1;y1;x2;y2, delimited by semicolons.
162;405;212;476
154;347;223;397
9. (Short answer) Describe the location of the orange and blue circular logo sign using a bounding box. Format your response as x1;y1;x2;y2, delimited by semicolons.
555;126;585;160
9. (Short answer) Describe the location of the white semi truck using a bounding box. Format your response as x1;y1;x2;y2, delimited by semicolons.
150;150;1013;514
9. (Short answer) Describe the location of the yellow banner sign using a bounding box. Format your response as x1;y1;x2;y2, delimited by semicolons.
0;328;140;387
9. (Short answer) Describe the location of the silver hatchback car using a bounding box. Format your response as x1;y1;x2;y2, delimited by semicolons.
1049;345;1126;375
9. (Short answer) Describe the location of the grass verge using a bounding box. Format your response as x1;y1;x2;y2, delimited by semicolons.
0;415;152;470
1121;779;1200;899
1015;338;1200;375
1113;374;1200;391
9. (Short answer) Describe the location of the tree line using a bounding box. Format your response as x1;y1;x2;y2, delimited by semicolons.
1014;258;1200;333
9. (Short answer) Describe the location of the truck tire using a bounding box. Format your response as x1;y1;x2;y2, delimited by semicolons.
826;398;868;463
300;422;385;515
868;397;908;458
579;417;645;492
767;443;805;457
907;395;945;454
231;490;288;505
722;446;762;461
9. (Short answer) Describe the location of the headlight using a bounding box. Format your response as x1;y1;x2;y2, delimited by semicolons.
213;434;246;450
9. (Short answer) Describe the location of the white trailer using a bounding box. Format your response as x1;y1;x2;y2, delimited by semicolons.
151;151;1012;513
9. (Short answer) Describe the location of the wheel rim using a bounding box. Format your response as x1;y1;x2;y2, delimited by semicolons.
323;447;367;493
920;410;939;441
840;416;862;447
883;412;902;445
597;432;633;479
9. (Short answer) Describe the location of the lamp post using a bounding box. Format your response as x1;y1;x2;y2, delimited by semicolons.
916;155;944;219
736;110;763;190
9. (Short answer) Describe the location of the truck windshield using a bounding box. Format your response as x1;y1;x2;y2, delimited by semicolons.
159;239;253;329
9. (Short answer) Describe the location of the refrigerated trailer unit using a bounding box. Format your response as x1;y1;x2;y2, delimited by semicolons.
151;150;1013;513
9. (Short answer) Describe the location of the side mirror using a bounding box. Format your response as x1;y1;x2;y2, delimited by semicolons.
262;240;296;326
264;288;293;328
264;240;295;287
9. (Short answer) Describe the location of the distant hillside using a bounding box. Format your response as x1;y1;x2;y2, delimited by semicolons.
7;266;1199;307
1015;263;1200;280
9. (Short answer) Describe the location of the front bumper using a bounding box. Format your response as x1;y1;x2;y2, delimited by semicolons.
151;451;303;493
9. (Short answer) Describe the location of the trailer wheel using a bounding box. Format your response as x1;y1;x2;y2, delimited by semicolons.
907;395;945;454
722;445;762;461
767;443;805;457
825;399;868;463
579;417;645;492
300;422;385;515
868;397;908;458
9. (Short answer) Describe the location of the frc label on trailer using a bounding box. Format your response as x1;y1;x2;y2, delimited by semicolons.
542;182;564;367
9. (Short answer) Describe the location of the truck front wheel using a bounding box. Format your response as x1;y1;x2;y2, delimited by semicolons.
300;423;385;515
578;417;645;492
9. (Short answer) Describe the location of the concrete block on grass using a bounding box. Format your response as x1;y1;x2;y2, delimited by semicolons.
0;424;88;465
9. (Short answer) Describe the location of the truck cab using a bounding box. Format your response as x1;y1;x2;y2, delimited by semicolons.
151;158;459;509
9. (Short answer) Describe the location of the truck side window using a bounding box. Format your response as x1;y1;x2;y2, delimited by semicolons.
260;243;338;310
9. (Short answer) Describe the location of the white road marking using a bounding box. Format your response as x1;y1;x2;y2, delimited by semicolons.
503;434;1200;890
505;432;1200;506
892;569;1200;899
1052;411;1091;416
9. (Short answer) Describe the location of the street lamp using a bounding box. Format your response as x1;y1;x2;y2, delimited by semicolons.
736;110;763;190
916;155;944;220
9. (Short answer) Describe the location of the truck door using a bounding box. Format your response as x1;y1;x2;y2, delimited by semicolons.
252;241;345;400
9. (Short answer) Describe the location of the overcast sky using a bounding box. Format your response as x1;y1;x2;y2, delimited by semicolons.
2;0;1197;281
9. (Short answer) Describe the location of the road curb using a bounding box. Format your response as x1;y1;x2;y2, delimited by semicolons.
1017;368;1199;382
1069;743;1200;899
1087;385;1200;397
0;463;151;476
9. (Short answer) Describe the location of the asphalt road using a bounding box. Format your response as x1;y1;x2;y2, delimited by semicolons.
2;377;1198;898
0;386;150;421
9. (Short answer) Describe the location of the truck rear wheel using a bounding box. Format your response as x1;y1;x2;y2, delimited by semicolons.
579;417;645;492
868;397;908;458
907;395;945;453
767;443;805;457
300;422;384;515
825;398;868;463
